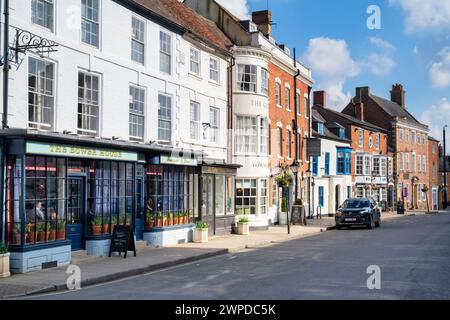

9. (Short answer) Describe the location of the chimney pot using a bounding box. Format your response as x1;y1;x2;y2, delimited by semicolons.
355;87;370;102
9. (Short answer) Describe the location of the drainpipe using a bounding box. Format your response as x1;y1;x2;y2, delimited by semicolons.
227;56;235;165
293;48;300;201
307;85;312;219
0;0;9;244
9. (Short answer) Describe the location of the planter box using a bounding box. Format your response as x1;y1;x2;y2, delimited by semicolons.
237;223;250;235
193;228;209;243
0;253;11;278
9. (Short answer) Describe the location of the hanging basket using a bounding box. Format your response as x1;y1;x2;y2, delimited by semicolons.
277;171;293;188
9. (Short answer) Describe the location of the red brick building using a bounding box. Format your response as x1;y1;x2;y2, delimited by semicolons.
428;137;440;210
342;85;430;210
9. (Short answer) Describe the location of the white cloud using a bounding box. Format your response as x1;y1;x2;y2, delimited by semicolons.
389;0;450;34
365;37;397;76
304;37;360;110
419;98;450;147
369;37;396;51
215;0;250;20
429;47;450;88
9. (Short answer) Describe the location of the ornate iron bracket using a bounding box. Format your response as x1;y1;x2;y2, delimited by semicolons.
2;27;59;66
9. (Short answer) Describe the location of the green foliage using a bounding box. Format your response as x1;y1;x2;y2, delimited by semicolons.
294;199;304;206
0;243;8;254
196;221;209;230
238;217;249;224
277;171;293;188
57;220;66;230
281;197;288;213
92;217;103;226
13;223;21;234
36;222;45;232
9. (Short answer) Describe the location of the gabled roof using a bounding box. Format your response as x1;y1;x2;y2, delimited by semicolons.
369;95;426;129
130;0;234;54
311;109;326;123
315;105;387;133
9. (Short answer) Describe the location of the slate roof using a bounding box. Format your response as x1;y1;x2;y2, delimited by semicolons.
132;0;234;53
369;95;426;128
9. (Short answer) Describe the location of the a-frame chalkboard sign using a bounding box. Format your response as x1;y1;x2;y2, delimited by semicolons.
109;225;136;259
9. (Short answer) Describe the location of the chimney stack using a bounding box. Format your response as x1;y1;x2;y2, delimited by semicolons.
252;10;272;37
391;83;406;109
355;86;370;102
313;91;326;108
355;102;364;121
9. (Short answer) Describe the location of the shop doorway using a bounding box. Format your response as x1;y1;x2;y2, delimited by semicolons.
135;177;144;241
67;177;85;251
335;185;341;212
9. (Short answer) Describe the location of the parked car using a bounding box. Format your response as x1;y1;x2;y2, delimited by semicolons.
335;198;381;230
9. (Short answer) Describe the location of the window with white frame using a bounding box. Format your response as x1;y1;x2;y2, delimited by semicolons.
356;186;364;198
423;155;427;173
32;0;54;31
237;64;257;92
277;127;283;157
129;85;145;140
405;153;410;172
260;118;269;154
190;48;201;75
400;153;404;171
412;131;416;144
235;116;257;153
405;130;410;143
399;128;404;141
209;57;220;82
131;17;145;64
389;158;393;176
286;130;292;159
190;101;200;140
356;155;364;175
272;181;278;207
78;72;99;135
304;96;309;118
236;179;257;215
364;155;371;175
275;82;281;105
209;107;219;143
81;0;100;47
158;94;172;143
358;129;364;147
28;57;54;129
160;31;171;74
260;179;268;215
296;92;301;115
418;155;422;172
285;87;291;111
373;157;380;176
261;68;268;95
376;133;380;150
412;153;416;172
380;157;387;176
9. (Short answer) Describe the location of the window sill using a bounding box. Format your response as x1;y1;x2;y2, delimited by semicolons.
276;104;283;109
208;80;221;87
188;72;203;81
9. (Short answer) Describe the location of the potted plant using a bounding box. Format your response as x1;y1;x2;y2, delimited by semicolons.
174;212;179;225
184;210;190;224
13;223;21;245
168;212;174;226
277;171;293;188
0;243;10;278
145;213;155;229
237;217;250;235
57;220;66;240
156;212;163;227
91;217;102;236
193;221;209;243
26;223;35;244
163;213;168;227
36;222;46;243
47;222;56;241
103;217;110;234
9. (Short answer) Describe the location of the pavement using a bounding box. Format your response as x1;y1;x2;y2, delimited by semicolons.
25;210;450;300
0;209;433;299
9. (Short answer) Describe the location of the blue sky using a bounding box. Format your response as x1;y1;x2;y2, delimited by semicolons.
217;0;450;145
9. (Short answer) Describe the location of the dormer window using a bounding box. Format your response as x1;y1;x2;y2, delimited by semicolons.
317;123;324;135
339;128;345;139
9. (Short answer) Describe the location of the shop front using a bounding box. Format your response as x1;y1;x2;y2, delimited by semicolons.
4;138;143;273
199;164;239;236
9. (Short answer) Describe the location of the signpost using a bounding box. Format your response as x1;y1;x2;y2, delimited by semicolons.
109;225;136;259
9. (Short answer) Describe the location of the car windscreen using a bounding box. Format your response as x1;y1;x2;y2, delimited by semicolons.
342;200;370;209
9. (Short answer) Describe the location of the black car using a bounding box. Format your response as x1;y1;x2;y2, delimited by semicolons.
335;198;381;230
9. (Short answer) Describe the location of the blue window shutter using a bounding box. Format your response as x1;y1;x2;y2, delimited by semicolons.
325;152;330;175
345;150;352;174
319;187;324;207
313;156;318;176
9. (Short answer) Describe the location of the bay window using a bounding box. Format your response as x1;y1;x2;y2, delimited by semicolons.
236;179;257;215
261;68;269;95
236;116;257;153
260;118;269;154
237;64;257;92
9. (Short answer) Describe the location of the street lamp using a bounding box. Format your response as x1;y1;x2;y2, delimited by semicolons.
443;125;448;209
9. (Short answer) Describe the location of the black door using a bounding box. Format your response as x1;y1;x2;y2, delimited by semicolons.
202;175;215;235
135;177;144;240
67;177;84;251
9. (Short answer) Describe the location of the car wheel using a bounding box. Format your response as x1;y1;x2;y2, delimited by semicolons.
367;216;374;230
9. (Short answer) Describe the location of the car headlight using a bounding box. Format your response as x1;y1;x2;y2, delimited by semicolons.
360;209;370;214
